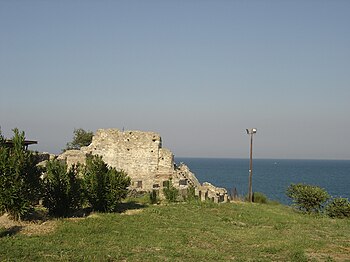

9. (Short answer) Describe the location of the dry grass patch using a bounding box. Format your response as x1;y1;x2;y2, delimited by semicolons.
0;213;57;236
121;209;144;215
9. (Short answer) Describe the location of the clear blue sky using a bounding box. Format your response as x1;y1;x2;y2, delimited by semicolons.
1;1;349;159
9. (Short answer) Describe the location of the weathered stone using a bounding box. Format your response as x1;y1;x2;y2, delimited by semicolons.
174;162;201;192
199;182;229;203
35;152;56;167
58;128;228;202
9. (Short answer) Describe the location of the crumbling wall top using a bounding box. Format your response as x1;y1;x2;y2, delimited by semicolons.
89;129;162;149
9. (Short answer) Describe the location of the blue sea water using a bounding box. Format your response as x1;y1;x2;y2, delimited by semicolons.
175;158;350;205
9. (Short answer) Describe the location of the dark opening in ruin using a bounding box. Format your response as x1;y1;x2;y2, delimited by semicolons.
136;181;142;188
152;139;157;142
153;184;160;189
179;179;187;186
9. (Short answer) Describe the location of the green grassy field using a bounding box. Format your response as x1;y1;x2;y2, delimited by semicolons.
1;201;350;261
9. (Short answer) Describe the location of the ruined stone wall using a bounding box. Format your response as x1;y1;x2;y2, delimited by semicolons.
58;150;86;167
58;128;228;202
158;148;174;175
59;129;174;191
175;163;201;188
88;129;170;191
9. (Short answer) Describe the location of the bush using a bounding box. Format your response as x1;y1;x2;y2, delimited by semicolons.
286;183;330;213
105;168;130;208
326;197;350;218
83;155;130;212
185;186;196;202
149;190;159;204
163;180;179;203
42;160;84;217
253;192;268;204
0;129;42;220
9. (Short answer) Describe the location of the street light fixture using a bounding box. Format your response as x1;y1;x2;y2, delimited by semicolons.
246;128;257;202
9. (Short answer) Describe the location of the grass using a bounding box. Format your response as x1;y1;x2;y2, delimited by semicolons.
1;200;350;261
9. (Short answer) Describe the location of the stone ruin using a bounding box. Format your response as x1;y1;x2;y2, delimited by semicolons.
58;129;228;203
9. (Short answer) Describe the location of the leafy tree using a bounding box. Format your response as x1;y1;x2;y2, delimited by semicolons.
286;183;330;213
65;128;93;151
83;155;130;212
42;160;84;217
0;129;42;220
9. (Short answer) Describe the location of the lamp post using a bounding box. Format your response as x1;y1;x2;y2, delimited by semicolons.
246;128;257;202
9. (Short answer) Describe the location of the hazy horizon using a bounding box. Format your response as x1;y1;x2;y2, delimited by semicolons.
1;1;349;160
2;127;350;161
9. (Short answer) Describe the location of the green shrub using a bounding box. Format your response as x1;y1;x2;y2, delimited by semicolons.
149;190;159;204
105;168;130;209
326;197;350;219
42;160;84;217
83;155;130;212
83;154;109;211
186;186;196;202
0;129;42;220
163;180;179;203
65;128;93;151
286;183;330;213
253;192;268;204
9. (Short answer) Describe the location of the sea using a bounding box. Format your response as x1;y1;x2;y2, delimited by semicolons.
175;158;350;205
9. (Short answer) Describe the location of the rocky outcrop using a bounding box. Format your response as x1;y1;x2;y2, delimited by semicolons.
58;129;228;203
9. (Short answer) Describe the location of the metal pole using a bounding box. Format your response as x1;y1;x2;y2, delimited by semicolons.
248;133;253;202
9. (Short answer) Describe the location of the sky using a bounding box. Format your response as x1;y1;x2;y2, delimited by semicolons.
1;1;349;160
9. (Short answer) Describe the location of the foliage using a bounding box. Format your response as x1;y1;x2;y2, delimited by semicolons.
326;197;350;219
105;168;131;207
163;179;179;202
126;193;152;205
286;183;330;213
0;129;42;220
83;155;130;212
42;160;84;217
252;192;268;204
83;155;108;211
185;186;196;202
149;190;159;204
0;130;4;215
65;128;93;151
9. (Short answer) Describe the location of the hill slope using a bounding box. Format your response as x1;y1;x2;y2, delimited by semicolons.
1;201;350;261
